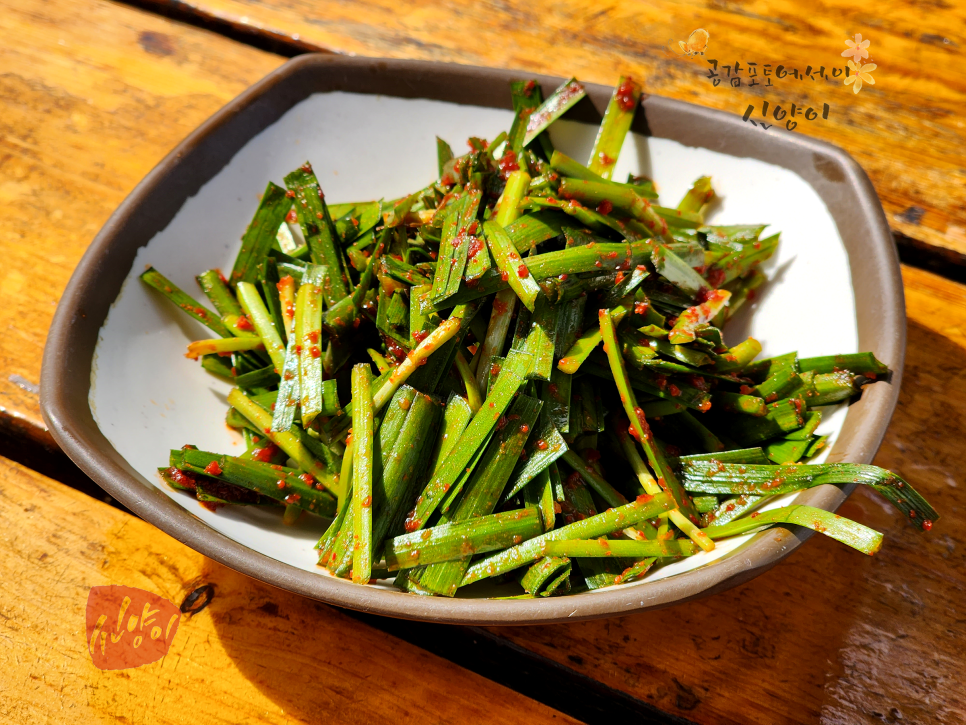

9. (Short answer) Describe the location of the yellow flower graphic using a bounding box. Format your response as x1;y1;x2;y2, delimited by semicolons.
845;60;876;94
842;33;871;62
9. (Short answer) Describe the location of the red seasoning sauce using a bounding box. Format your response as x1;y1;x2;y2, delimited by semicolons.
251;445;280;463
615;78;638;111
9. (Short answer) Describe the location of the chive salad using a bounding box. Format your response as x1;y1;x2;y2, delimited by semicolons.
146;76;937;597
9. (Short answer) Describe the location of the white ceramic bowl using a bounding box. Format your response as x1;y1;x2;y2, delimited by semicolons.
42;57;904;623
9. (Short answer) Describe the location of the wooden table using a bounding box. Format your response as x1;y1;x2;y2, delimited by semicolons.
1;0;964;722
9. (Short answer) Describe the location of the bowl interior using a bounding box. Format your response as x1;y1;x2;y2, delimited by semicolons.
89;89;857;592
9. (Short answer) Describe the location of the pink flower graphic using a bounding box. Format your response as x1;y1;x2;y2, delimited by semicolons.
842;33;871;62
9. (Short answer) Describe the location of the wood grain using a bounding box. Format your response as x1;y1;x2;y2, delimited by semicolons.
0;455;579;725
0;0;284;447
484;265;966;725
133;0;966;261
2;1;966;722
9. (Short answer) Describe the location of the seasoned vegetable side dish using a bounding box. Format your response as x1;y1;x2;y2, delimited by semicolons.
145;76;937;597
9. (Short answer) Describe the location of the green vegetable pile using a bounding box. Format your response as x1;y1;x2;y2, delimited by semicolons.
145;75;937;597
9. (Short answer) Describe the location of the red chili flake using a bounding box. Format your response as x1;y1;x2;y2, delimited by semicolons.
628;422;641;442
492;298;508;314
167;467;198;490
633;407;653;441
284;493;301;505
909;510;917;518
635;493;654;504
310;346;321;358
517;264;529;278
299;473;315;488
412;330;429;344
519;424;530;434
467;220;479;235
594;260;603;268
497;415;509;431
362;496;372;507
615;271;626;285
687;375;709;392
565;472;583;491
739;385;754;395
606;251;619;260
500;270;509;282
596;200;614;215
490;363;502;377
467;236;483;258
203;461;222;476
615;78;638;111
404;512;421;533
559;274;568;281
307;329;320;344
535;439;548;451
276;479;287;490
523;80;536;94
498;149;520;178
705;267;725;287
598;152;615;167
252;445;279;463
922;519;933;531
669;384;681;397
285;189;296;198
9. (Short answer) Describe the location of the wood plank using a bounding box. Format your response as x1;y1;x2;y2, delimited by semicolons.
0;454;580;725
1;2;964;720
484;265;966;724
134;0;966;262
0;0;284;446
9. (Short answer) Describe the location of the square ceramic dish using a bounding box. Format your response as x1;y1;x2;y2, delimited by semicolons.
41;56;904;624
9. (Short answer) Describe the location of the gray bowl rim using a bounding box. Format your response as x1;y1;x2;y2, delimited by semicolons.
40;55;904;625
